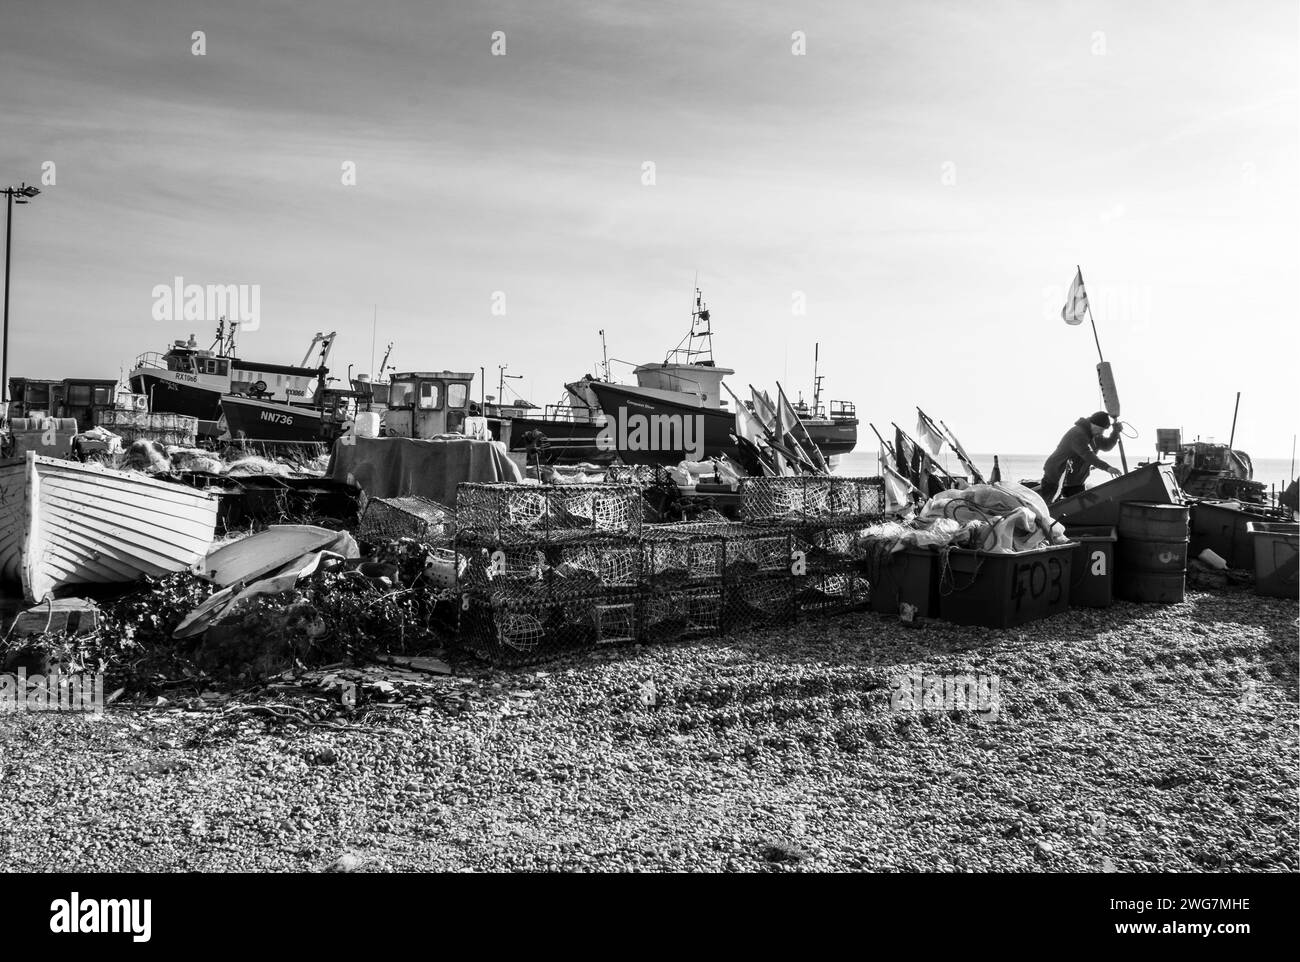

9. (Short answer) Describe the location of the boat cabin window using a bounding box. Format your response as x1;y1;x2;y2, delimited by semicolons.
447;382;468;409
92;386;113;406
418;381;442;410
66;385;91;406
388;381;416;408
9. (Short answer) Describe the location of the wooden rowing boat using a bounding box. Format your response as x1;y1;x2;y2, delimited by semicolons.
0;453;219;602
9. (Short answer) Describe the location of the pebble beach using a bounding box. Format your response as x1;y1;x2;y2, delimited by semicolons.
1;587;1294;873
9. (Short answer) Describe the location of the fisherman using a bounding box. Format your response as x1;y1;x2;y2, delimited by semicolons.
1039;411;1123;502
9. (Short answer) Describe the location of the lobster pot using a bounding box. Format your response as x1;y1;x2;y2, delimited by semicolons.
639;585;723;644
1116;502;1189;604
456;536;641;599
640;531;725;588
722;574;796;632
357;496;454;545
793;521;870;575
93;409;199;447
795;564;871;617
721;526;796;580
458;588;640;667
640;521;794;582
739;476;886;526
456;482;643;543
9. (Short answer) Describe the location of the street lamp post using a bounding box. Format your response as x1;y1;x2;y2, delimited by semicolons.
2;182;41;406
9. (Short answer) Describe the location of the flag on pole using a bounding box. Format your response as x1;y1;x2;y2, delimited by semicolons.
915;408;945;457
733;396;764;444
882;463;917;511
1061;268;1088;325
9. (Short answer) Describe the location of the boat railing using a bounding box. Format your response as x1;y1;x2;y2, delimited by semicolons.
541;402;602;424
830;400;857;419
132;351;169;371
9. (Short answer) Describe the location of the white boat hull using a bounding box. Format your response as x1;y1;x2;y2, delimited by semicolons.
0;453;219;603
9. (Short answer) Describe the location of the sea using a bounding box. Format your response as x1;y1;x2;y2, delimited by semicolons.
834;451;1298;496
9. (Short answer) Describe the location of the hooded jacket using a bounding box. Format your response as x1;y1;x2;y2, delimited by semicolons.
1043;417;1120;485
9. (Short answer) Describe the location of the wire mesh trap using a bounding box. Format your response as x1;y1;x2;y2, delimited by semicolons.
639;585;723;644
456;483;644;543
722;574;796;632
739;476;887;525
358;496;455;544
795;565;872;618
455;536;641;598
458;588;641;667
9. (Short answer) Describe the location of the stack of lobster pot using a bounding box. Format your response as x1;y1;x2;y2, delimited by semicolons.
454;482;645;666
452;477;887;667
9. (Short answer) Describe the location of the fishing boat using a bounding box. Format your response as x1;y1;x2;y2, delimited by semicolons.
790;344;859;457
1171;441;1267;503
0;453;219;602
489;290;741;465
128;321;337;422
486;380;614;463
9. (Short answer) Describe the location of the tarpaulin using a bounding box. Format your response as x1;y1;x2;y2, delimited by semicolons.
327;436;522;505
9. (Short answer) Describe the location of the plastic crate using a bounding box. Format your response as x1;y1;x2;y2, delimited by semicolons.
937;543;1074;628
868;545;940;618
1190;501;1279;570
1063;525;1117;608
1247;522;1299;598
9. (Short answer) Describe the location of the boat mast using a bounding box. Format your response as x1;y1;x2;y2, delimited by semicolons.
812;342;824;415
665;286;714;366
599;329;610;381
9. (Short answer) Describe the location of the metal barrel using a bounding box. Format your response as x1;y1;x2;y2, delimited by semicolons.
1116;501;1189;603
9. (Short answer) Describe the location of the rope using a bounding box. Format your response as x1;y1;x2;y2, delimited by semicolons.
937;544;985;596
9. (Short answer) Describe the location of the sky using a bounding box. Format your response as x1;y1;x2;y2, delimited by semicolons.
2;0;1296;458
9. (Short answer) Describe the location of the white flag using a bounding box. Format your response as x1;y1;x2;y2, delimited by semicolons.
1061;268;1088;326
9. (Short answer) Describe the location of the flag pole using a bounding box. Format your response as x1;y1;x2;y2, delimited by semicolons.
1080;267;1128;472
1080;265;1104;363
